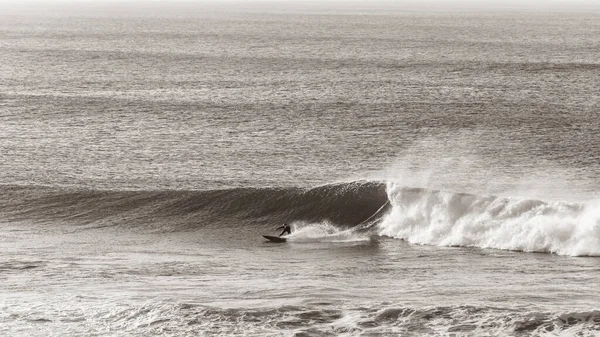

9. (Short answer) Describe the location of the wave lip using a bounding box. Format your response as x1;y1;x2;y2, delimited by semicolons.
379;182;600;256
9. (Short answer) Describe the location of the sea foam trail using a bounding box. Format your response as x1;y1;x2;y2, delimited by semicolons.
379;182;600;256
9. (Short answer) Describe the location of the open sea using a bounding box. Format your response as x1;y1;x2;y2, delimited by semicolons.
1;2;600;336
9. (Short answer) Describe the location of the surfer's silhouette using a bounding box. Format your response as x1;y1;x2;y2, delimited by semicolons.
276;223;291;237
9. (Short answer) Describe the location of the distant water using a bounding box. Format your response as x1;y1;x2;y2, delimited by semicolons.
1;4;600;336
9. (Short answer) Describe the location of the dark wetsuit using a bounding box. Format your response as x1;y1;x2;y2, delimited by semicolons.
278;225;291;237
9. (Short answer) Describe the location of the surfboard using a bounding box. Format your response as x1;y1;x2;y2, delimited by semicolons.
262;235;287;243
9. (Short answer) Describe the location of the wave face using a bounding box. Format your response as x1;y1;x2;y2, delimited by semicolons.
379;182;600;256
0;181;388;231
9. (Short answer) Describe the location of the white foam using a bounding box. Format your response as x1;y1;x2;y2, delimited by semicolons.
379;181;600;256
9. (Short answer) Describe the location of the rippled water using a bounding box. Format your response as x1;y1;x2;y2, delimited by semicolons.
1;3;600;336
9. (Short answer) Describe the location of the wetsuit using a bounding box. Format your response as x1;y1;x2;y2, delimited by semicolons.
278;225;291;236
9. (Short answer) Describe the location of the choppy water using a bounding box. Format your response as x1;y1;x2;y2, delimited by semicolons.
1;3;600;336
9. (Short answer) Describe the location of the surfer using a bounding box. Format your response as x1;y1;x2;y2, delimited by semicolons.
276;223;291;237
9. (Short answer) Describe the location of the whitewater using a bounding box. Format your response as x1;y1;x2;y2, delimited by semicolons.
381;182;600;257
2;2;600;336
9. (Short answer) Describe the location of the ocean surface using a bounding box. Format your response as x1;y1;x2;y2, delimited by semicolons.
1;2;600;336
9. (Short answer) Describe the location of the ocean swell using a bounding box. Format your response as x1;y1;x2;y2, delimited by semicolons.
379;182;600;256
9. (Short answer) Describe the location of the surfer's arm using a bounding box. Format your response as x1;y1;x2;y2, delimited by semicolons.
275;225;284;230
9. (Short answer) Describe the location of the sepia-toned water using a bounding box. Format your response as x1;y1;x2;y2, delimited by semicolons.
1;3;600;336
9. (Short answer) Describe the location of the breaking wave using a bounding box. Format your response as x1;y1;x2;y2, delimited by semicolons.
2;180;599;256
